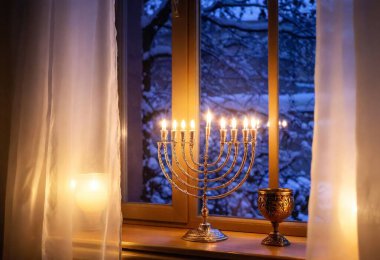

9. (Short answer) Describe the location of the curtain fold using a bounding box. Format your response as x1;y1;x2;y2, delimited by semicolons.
308;0;380;259
4;0;121;259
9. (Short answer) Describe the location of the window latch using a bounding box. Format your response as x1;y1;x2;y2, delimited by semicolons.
172;0;180;18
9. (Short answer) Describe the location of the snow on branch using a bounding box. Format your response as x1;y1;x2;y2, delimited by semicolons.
204;15;315;39
203;0;266;13
142;0;170;29
143;46;172;61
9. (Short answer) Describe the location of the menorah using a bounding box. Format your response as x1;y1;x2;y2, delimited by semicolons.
157;112;258;242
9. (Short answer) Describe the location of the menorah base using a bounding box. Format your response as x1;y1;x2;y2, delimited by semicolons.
182;223;228;243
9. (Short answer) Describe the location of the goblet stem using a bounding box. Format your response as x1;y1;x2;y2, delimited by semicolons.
272;222;279;235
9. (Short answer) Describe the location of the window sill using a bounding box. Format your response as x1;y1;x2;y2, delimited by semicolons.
122;224;306;259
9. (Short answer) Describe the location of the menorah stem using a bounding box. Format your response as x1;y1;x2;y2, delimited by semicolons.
201;125;210;225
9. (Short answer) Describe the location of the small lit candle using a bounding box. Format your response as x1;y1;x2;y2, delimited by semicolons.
180;120;186;142
231;118;237;142
242;117;249;142
220;117;226;130
220;117;227;143
160;119;168;141
171;120;177;141
250;117;258;141
189;119;195;142
206;110;212;127
206;110;212;137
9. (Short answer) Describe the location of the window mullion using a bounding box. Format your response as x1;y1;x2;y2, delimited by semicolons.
268;0;280;189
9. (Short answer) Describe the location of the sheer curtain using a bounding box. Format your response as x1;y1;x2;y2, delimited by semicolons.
3;0;121;259
307;0;380;259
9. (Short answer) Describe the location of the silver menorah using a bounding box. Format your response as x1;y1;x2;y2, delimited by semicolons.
157;116;257;242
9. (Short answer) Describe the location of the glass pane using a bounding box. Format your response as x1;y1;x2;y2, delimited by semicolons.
123;0;172;204
200;0;269;218
279;0;316;221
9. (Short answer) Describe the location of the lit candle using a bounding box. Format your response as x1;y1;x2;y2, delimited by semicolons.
189;119;195;142
171;120;177;141
250;117;258;141
160;119;168;141
206;110;212;127
181;120;186;142
206;110;212;137
242;117;249;142
190;119;195;130
73;173;107;213
220;117;226;130
231;118;237;142
220;117;227;143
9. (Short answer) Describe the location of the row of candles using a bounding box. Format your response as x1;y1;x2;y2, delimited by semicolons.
160;111;287;143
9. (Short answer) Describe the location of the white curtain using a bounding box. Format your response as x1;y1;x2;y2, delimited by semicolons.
307;0;380;259
3;0;121;259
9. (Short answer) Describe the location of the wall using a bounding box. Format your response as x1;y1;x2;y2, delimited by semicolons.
0;0;12;255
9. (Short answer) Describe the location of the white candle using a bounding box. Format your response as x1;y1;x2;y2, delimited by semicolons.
220;117;226;130
181;120;186;131
171;120;177;141
160;119;168;140
189;119;195;142
220;117;227;143
231;118;237;142
242;117;249;142
206;110;212;128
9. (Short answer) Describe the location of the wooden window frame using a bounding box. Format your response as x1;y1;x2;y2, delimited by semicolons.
117;0;307;237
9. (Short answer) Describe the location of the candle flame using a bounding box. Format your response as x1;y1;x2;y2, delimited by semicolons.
161;119;167;130
206;110;212;126
243;117;248;129
231;118;237;129
190;119;195;130
181;120;186;130
220;117;226;129
172;120;177;131
250;118;256;129
251;118;260;129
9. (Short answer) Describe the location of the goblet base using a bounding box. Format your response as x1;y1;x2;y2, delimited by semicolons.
182;223;228;242
262;232;290;247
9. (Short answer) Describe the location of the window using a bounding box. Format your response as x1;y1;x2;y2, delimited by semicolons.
117;0;315;235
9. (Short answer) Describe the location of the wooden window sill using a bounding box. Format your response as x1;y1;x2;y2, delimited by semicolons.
122;224;306;259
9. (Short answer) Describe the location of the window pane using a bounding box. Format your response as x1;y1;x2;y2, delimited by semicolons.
279;0;316;221
200;0;268;218
123;0;172;204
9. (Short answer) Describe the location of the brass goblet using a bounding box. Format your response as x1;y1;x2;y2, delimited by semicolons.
258;188;294;247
